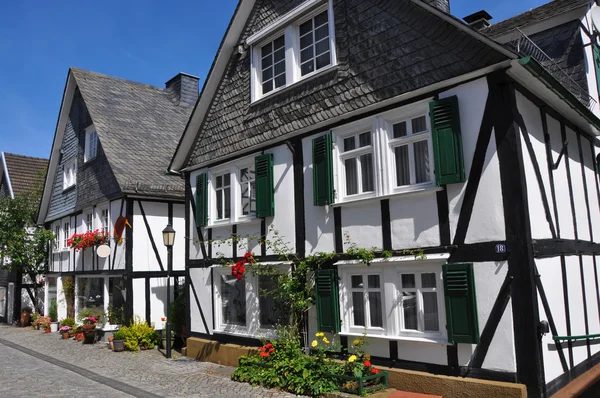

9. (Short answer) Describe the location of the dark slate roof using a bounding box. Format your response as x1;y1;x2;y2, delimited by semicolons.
481;0;590;38
71;68;194;198
186;0;509;167
3;153;48;197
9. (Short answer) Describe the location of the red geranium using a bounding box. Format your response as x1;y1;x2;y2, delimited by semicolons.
259;351;270;358
231;252;255;280
371;368;379;374
363;360;371;367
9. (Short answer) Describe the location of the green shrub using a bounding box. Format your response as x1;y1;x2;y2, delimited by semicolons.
60;317;75;327
112;329;127;340
117;317;158;351
49;299;58;322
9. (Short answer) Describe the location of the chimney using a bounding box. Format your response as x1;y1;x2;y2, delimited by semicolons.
422;0;450;14
463;10;493;31
165;73;199;107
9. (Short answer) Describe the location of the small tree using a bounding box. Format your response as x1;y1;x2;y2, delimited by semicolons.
0;171;54;313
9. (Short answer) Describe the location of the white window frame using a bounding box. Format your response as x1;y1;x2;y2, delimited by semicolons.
237;161;257;221
63;222;70;250
205;155;259;227
84;125;98;163
63;158;77;190
212;264;289;338
97;206;109;235
249;1;337;102
338;259;447;343
85;212;93;233
345;271;386;335
332;100;436;204
54;224;61;251
74;275;126;330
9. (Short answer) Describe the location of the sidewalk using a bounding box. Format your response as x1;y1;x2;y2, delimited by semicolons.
0;325;296;398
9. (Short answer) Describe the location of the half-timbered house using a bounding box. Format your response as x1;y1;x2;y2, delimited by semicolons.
169;0;600;396
38;68;197;333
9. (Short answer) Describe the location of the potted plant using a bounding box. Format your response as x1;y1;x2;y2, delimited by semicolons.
60;318;76;337
59;326;72;339
81;316;97;344
39;316;51;333
20;307;32;327
49;299;58;333
74;325;85;341
112;329;127;352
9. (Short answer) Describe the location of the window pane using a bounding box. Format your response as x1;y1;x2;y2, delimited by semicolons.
216;175;222;188
224;173;230;186
314;10;328;27
393;121;407;138
369;292;383;328
358;132;371;147
394;145;410;186
261;42;272;58
108;277;126;325
360;153;374;192
402;290;418;330
352;292;365;326
315;38;330;56
216;190;223;219
343;137;355;152
421;273;437;289
221;276;246;326
301;61;314;76
300;34;313;50
423;292;439;331
345;158;358;195
315;24;329;42
259;275;280;327
351;275;363;289
224;187;231;219
367;275;380;289
316;52;331;70
274;60;285;76
301;46;314;64
262;67;273;82
262;80;273;94
412;116;427;133
273;36;285;51
414;140;430;184
275;74;286;88
401;274;415;288
77;278;104;315
299;19;313;36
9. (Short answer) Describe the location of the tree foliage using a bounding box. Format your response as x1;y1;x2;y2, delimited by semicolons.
0;171;54;280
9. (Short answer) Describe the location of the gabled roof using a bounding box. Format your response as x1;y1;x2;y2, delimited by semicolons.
38;68;195;224
481;0;591;38
169;0;516;172
0;152;48;199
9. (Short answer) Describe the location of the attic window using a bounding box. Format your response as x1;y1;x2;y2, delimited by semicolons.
250;2;336;102
84;125;98;162
63;158;76;190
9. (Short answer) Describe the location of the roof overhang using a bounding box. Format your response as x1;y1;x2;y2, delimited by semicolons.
508;56;600;137
37;70;78;225
0;152;14;199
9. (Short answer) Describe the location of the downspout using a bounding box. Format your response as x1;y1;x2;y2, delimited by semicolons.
1;152;14;199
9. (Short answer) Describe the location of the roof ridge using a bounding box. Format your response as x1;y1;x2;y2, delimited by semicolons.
70;67;168;93
3;152;49;162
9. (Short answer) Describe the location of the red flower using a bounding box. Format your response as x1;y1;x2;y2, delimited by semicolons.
259;346;266;351
259;352;270;358
265;343;272;349
363;360;371;367
371;368;379;374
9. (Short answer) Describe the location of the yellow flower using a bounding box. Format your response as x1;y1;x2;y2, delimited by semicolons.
323;337;330;344
312;340;318;348
352;339;361;346
348;355;357;363
315;332;324;337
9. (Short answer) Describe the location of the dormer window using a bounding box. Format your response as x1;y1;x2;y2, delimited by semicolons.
249;1;336;102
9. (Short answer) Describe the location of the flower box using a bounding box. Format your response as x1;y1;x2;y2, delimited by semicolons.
328;371;388;395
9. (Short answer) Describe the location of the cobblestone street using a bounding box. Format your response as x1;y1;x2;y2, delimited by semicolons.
0;326;297;397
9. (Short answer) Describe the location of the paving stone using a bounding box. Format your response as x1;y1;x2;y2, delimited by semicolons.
0;325;301;397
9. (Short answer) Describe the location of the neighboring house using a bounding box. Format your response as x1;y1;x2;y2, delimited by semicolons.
169;0;600;396
37;68;197;331
0;152;49;324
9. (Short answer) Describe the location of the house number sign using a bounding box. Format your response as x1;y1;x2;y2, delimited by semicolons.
495;244;507;254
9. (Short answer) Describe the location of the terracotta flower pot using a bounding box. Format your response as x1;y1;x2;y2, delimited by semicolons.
20;312;31;327
44;327;51;333
62;333;70;340
75;332;85;341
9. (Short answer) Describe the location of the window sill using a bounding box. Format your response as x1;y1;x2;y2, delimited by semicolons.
62;185;76;193
250;64;339;107
209;217;261;229
339;331;450;345
213;328;277;339
332;185;442;208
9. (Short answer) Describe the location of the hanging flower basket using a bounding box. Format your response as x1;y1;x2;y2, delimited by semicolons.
67;230;110;251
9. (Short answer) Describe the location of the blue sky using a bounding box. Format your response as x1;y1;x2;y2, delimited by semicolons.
0;0;549;159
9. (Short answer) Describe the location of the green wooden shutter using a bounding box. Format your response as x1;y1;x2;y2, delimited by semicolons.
315;269;341;333
255;154;274;218
593;45;600;98
443;263;479;344
430;96;465;185
313;134;334;206
195;173;208;227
